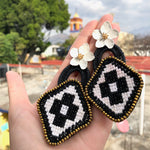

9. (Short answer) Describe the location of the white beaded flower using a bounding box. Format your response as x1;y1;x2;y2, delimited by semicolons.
92;21;119;49
70;43;95;70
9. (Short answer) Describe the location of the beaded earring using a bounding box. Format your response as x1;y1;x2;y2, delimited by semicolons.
37;43;94;145
85;21;144;122
85;56;143;122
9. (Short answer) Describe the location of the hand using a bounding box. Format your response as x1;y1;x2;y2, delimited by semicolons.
7;14;120;150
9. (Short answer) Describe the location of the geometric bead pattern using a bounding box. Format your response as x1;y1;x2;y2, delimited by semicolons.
85;57;143;122
37;80;92;145
99;70;129;106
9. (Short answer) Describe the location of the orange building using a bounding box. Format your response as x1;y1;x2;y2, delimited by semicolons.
70;12;83;33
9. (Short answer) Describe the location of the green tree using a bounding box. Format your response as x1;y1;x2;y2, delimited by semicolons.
6;32;26;55
61;36;76;49
0;33;18;63
0;0;70;64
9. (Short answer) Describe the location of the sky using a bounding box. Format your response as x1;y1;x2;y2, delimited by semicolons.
64;0;150;34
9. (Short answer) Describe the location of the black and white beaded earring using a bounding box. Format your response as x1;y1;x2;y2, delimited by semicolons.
85;21;144;122
37;43;94;145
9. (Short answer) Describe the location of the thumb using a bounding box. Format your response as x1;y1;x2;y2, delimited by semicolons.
6;71;31;113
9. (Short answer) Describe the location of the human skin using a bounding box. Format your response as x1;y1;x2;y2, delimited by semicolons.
7;14;120;150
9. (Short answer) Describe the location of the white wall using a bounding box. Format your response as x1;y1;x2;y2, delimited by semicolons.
42;45;60;57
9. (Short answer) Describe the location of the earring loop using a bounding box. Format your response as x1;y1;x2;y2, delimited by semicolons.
58;65;91;87
93;44;126;71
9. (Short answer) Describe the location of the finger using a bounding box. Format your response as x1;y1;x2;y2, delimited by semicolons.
112;23;120;32
112;23;120;43
47;15;115;90
96;13;113;29
6;71;30;112
70;20;98;50
47;20;98;90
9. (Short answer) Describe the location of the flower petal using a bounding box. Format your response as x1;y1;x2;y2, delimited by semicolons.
70;48;78;58
79;59;88;70
108;29;119;39
105;39;114;49
96;40;105;48
92;29;102;40
84;52;95;61
100;21;112;34
70;58;79;66
79;43;90;55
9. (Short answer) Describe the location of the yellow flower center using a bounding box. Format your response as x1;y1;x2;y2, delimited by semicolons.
78;53;84;60
102;33;108;40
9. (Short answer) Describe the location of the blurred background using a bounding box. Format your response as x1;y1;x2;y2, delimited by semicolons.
0;0;150;149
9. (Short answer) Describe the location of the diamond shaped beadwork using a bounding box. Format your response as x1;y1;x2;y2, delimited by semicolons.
85;57;143;122
37;80;92;145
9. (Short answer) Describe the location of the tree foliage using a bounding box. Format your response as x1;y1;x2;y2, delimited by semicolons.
133;35;150;56
61;36;76;49
0;0;70;63
0;32;18;63
134;35;150;51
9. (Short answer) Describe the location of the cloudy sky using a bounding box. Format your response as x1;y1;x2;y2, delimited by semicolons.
64;0;150;34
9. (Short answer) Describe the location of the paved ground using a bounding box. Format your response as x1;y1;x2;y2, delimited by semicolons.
0;66;150;150
0;67;58;110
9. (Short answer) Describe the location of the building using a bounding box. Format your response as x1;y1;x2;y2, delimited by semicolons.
41;45;60;58
25;54;42;64
70;12;83;37
41;12;83;58
117;32;134;56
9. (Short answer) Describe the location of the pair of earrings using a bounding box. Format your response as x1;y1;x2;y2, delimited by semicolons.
37;22;143;145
